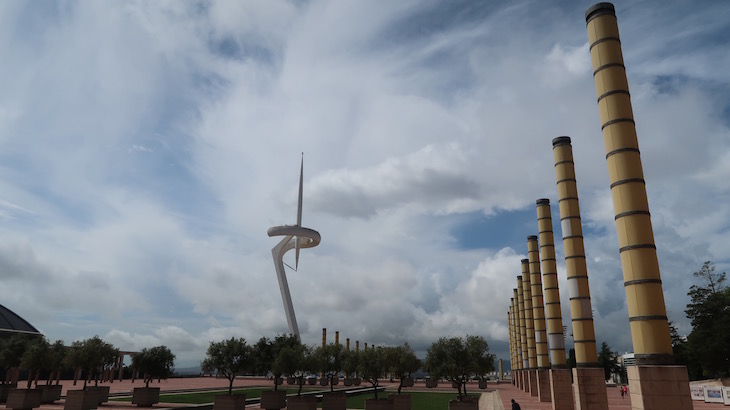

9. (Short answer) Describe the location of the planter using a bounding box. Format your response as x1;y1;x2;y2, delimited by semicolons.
0;383;19;403
286;396;317;410
6;389;42;410
451;381;459;389
352;378;361;386
478;379;487;389
131;387;160;407
286;377;295;385
343;378;353;386
331;377;339;385
319;377;328;386
448;399;479;410
64;389;99;410
307;377;317;385
322;392;346;410
274;377;283;386
213;394;246;410
389;394;411;410
365;398;393;410
260;390;286;410
37;385;62;404
86;386;109;405
401;378;414;387
425;379;438;388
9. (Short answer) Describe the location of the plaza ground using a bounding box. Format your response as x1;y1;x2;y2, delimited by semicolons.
11;377;727;410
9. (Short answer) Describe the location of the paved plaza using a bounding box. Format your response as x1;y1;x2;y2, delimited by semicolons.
10;377;726;410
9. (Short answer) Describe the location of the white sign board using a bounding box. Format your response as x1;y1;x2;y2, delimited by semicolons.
690;385;705;401
722;386;730;405
704;386;723;403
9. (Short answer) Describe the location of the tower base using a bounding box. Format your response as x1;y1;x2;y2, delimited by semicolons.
527;370;538;396
572;367;608;410
627;365;692;410
536;369;551;402
550;368;574;410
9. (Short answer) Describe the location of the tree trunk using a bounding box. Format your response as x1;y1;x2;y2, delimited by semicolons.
228;376;234;395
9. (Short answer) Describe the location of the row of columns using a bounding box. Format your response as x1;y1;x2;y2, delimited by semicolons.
508;3;691;410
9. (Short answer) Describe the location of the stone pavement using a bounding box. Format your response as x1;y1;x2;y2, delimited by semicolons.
8;378;727;410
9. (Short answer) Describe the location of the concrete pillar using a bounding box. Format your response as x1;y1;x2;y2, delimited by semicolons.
552;136;608;410
356;341;359;352
322;328;327;347
528;236;551;403
520;261;538;396
498;359;504;381
536;198;574;410
585;3;691;409
335;331;339;346
346;338;350;351
516;279;528;392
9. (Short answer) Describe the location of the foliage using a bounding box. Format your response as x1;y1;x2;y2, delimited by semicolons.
424;335;494;400
131;346;176;388
201;337;254;395
20;336;52;388
63;336;118;389
358;347;387;399
271;342;313;396
341;349;360;379
566;348;576;369
0;334;31;384
683;261;730;379
48;340;67;385
313;342;345;392
596;342;620;382
257;334;301;391
384;343;421;394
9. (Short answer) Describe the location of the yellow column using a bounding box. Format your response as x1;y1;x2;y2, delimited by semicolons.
346;338;350;351
586;3;692;409
585;1;673;365
528;235;551;403
516;281;528;383
528;236;549;369
537;198;574;410
552;136;598;366
536;199;568;366
335;331;339;346
521;262;538;397
322;328;327;347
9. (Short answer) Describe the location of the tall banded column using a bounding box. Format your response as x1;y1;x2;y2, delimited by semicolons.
537;198;573;410
521;261;538;396
586;3;691;409
516;282;528;390
553;137;598;366
528;235;551;402
553;136;608;410
528;236;549;369
513;289;524;388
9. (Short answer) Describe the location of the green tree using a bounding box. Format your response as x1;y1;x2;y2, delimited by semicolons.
271;343;312;396
424;335;494;400
20;336;52;388
567;348;576;369
63;336;118;389
358;346;387;399
0;334;31;385
597;342;620;382
201;338;253;394
131;346;176;388
314;343;345;392
341;349;360;381
385;343;421;394
684;261;730;378
48;340;66;385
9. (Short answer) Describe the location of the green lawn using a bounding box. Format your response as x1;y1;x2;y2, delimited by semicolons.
340;391;480;410
113;388;480;409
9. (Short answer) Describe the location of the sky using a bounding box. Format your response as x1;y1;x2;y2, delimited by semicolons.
0;0;729;369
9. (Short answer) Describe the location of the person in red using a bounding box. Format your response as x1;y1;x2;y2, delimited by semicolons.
623;385;628;396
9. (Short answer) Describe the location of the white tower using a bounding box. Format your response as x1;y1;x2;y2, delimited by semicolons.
267;155;321;340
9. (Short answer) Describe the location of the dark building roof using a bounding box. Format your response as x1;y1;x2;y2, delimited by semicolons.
0;304;41;337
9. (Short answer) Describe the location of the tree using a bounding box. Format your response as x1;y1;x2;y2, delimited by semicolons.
425;335;494;400
341;349;360;382
201;338;253;395
314;343;345;392
0;334;31;385
358;346;387;399
684;261;730;378
48;340;66;385
385;343;421;394
567;348;576;369
597;342;620;382
64;336;118;389
271;343;312;396
131;346;176;388
20;336;52;388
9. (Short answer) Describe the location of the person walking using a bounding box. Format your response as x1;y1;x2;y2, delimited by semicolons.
623;385;628;397
511;399;521;410
620;385;625;398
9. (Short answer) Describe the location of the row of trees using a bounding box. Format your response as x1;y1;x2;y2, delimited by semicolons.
672;261;730;379
0;335;175;390
202;334;495;402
